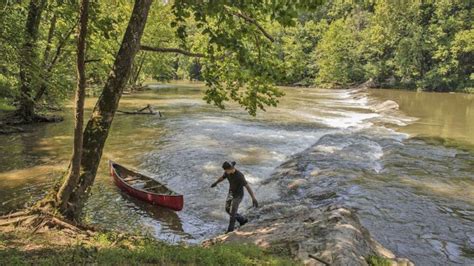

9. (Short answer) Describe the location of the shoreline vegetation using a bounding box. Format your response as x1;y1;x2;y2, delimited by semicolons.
1;1;472;127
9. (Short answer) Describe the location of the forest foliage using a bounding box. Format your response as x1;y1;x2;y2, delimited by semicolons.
0;1;472;116
276;1;473;91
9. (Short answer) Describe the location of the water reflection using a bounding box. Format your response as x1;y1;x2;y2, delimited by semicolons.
369;89;474;149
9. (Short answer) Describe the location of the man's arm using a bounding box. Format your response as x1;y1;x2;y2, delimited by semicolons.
245;184;258;207
211;175;225;187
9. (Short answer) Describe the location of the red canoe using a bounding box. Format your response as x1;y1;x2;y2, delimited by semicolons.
109;161;183;211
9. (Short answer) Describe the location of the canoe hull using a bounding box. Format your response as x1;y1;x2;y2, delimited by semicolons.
109;161;183;211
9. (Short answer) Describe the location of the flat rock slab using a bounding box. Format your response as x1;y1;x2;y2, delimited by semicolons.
204;203;413;266
204;132;414;265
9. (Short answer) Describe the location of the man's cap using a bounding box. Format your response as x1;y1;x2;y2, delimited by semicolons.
222;161;236;170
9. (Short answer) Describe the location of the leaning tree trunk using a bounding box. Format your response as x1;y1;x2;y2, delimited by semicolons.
129;52;146;88
56;0;89;213
34;17;78;104
17;0;46;121
33;13;56;106
59;0;152;220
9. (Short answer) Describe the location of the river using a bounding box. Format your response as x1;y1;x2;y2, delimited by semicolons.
0;83;473;265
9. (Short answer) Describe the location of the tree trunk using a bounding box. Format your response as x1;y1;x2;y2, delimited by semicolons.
34;18;77;103
59;0;152;220
56;0;89;212
17;0;46;121
129;52;146;87
33;13;57;106
43;14;57;66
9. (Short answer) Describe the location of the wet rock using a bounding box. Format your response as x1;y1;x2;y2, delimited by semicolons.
309;168;320;176
307;191;337;201
287;178;308;190
204;138;413;266
204;204;411;265
371;100;399;113
391;258;414;266
354;79;378;90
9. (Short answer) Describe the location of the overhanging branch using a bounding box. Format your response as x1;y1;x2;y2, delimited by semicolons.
140;45;205;58
85;58;101;63
224;7;274;43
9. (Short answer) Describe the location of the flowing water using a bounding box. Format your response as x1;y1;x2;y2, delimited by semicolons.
0;83;473;265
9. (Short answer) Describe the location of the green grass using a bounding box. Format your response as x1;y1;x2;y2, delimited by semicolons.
367;255;392;266
0;98;15;112
0;232;298;266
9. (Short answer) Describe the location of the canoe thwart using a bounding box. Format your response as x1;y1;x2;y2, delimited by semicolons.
109;160;183;211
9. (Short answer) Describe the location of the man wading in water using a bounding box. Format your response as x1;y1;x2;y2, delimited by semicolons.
211;161;258;233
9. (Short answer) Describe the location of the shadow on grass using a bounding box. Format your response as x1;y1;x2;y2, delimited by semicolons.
0;238;297;266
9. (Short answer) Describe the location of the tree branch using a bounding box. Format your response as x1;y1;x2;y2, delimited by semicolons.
227;8;275;42
48;20;77;69
140;45;205;57
34;20;78;103
42;14;57;66
85;58;100;63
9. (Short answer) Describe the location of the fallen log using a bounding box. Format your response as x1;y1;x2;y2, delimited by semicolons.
117;110;160;115
117;104;162;117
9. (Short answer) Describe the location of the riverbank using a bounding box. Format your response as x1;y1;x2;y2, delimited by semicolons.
0;100;63;135
0;222;296;265
0;202;404;266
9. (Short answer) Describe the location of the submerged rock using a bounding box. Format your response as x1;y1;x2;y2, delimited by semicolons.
287;178;308;190
371;100;399;113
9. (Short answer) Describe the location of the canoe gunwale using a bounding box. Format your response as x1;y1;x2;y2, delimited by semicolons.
109;160;182;198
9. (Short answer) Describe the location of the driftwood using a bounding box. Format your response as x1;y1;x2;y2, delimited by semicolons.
117;104;162;116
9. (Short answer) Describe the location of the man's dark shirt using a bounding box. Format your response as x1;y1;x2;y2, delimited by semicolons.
222;170;248;198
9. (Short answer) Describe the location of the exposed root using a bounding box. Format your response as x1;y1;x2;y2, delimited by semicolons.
0;123;25;134
0;208;97;236
0;215;36;227
0;209;30;219
32;219;49;233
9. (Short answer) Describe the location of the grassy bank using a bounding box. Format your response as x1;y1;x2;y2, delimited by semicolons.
0;98;15;120
0;226;297;266
0;98;15;112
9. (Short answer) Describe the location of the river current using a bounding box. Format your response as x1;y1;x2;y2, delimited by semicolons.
0;83;473;265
